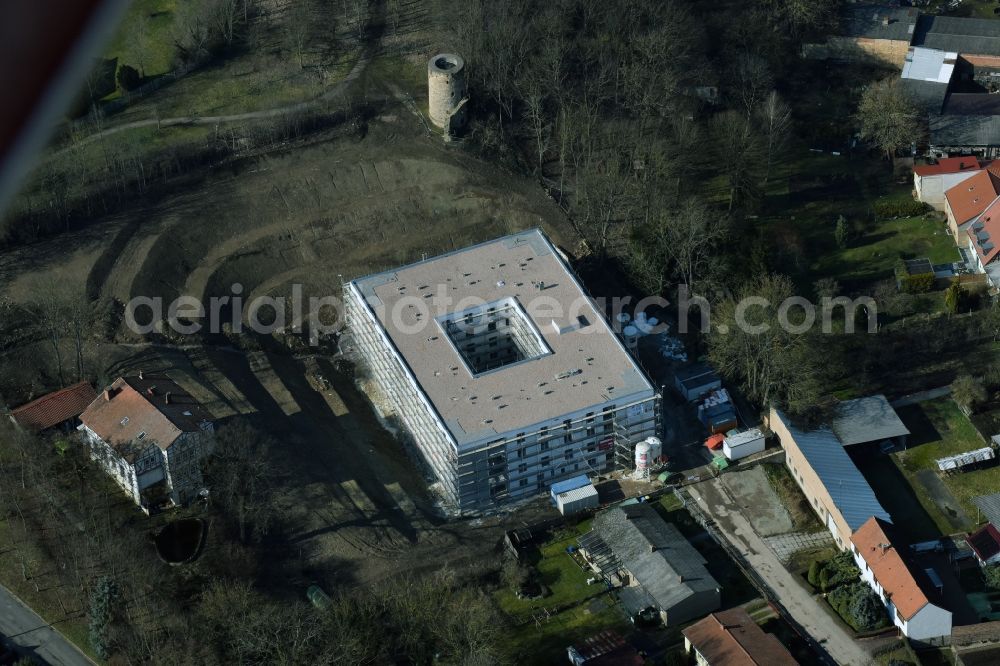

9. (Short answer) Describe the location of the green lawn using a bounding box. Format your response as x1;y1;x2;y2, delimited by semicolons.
493;521;632;663
501;594;630;665
890;398;997;533
102;0;179;82
494;521;597;618
728;145;961;297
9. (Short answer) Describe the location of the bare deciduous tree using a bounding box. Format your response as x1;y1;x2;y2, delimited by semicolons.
858;78;922;160
757;90;793;186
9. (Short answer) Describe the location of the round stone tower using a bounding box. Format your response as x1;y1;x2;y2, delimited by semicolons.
427;53;467;132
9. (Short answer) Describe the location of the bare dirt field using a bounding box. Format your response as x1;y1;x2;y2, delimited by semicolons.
0;79;577;587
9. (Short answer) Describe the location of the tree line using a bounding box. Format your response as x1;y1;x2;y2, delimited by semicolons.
0;417;509;664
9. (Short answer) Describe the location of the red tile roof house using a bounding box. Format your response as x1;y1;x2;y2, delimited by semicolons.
682;607;798;665
966;197;1000;288
851;517;952;644
914;157;982;210
966;524;1000;567
78;374;214;513
8;381;96;433
943;168;1000;243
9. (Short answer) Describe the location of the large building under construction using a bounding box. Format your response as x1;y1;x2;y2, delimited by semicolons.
346;229;660;511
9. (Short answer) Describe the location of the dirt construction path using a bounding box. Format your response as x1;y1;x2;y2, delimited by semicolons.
689;479;871;666
52;51;373;157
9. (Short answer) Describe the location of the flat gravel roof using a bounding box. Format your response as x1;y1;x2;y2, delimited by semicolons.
351;229;654;447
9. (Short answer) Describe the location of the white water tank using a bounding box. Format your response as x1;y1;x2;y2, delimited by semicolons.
635;439;652;471
644;436;662;463
623;325;639;351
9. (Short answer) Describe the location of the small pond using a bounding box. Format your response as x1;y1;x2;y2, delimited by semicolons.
154;518;206;565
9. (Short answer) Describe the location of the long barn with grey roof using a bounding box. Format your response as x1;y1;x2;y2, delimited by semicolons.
769;408;891;549
581;503;720;626
346;229;659;511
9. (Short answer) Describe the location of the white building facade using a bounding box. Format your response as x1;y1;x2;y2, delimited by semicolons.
852;518;952;643
347;229;660;512
79;376;215;513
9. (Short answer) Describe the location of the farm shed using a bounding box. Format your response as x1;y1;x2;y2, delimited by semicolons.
768;408;891;549
556;484;599;516
579;503;720;626
550;475;591;503
967;524;1000;567
831;394;910;448
9;381;96;433
723;428;765;461
936;447;995;472
974;493;1000;526
674;364;722;402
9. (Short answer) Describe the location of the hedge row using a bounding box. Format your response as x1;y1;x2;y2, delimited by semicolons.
874;199;928;218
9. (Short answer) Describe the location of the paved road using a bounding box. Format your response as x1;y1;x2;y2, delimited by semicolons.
688;480;872;666
0;585;94;666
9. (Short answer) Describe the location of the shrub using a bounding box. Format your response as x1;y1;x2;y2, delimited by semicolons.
945;283;967;314
116;63;141;92
829;582;888;632
875;199;928;218
901;272;935;294
953;375;987;414
849;585;888;631
984;564;1000;591
835;215;850;248
808;560;821;587
89;576;121;660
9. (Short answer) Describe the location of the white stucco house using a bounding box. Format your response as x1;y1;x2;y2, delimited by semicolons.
913;156;981;210
851;517;952;643
79;374;215;513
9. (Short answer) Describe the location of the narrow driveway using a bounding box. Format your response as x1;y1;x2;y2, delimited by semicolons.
687;480;872;666
0;585;93;666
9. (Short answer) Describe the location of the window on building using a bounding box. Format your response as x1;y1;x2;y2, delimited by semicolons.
541;441;549;451
565;449;574;460
540;456;550;466
519;479;528;488
564;434;572;444
518;463;527;474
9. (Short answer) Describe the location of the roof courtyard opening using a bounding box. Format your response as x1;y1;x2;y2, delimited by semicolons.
437;297;551;376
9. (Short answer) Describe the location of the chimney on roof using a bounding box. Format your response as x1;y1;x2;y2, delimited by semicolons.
649;545;657;553
104;388;111;401
138;369;143;380
882;15;891;27
879;542;892;554
165;392;171;405
147;386;155;396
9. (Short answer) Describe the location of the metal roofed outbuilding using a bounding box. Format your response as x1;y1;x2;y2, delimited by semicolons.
550;474;591;501
974;493;1000;526
556;484;599;516
769;408;891;548
913;15;1000;58
583;503;720;626
831;394;910;447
